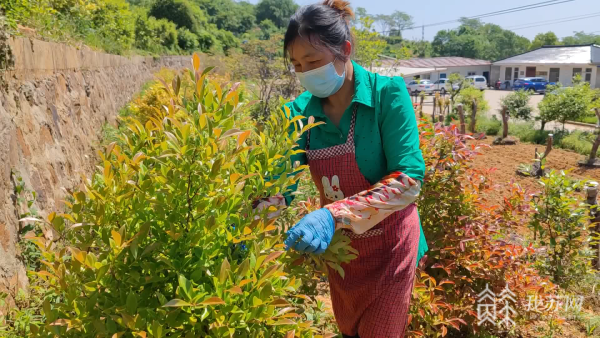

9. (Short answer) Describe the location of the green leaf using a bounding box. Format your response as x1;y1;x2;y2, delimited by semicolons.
178;275;193;300
162;299;192;308
219;258;230;283
126;292;138;314
210;158;223;179
201;66;215;78
151;320;163;338
201;307;210;321
236;258;250;279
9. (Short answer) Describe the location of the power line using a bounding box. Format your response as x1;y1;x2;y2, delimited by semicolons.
414;0;574;29
377;0;575;33
510;13;600;30
505;11;600;29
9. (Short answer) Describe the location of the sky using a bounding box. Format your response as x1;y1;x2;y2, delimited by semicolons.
246;0;600;41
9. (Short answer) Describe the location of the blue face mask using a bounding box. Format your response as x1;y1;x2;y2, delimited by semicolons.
296;59;346;98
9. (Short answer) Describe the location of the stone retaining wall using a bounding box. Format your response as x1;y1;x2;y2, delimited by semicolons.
0;37;195;312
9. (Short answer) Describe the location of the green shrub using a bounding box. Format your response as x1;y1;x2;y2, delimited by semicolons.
197;29;218;52
475;115;501;136
455;86;490;113
134;12;178;53
213;29;239;54
558;130;598;156
529;170;594;287
148;0;208;35
29;56;349;337
508;121;537;141
501;89;533;120
176;27;198;51
88;0;135;53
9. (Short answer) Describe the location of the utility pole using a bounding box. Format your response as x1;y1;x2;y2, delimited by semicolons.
421;25;424;41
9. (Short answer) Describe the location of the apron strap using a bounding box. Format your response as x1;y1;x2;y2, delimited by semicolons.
305;103;359;151
346;103;359;146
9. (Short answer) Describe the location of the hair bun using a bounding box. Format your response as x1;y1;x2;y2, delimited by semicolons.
322;0;354;19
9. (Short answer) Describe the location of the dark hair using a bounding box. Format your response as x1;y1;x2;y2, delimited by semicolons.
284;0;355;62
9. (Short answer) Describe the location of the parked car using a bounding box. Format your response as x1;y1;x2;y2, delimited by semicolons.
433;78;459;94
465;75;488;91
512;77;549;94
407;79;435;95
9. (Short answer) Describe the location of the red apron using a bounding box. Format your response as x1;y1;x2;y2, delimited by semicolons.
306;104;420;337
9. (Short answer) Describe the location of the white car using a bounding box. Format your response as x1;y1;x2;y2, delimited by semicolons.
407;79;435;95
433;78;459;94
465;75;488;91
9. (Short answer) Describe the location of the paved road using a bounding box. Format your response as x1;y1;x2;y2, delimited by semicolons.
416;89;595;133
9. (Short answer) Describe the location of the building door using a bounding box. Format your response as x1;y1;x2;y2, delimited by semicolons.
526;67;536;77
483;71;490;84
549;68;560;83
505;67;512;81
513;68;520;82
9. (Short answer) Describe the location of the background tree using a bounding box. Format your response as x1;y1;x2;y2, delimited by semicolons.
530;31;561;50
562;31;600;45
389;11;413;36
149;0;208;35
538;77;595;131
195;0;255;35
432;19;530;60
500;90;532;138
352;16;387;70
255;0;298;29
352;7;369;28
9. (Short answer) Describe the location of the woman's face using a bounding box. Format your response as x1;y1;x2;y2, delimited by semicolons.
288;38;346;76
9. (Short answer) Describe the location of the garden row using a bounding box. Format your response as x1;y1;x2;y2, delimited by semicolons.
2;55;599;337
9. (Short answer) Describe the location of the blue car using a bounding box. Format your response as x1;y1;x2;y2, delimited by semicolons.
512;77;551;94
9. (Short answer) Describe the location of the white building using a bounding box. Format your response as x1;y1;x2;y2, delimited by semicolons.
373;56;492;83
493;44;600;88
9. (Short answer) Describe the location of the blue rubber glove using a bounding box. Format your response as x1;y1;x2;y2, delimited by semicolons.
284;208;335;254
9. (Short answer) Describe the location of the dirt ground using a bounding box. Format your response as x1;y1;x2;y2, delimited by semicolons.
471;136;600;206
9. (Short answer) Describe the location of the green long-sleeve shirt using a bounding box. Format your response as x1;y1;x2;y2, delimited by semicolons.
284;61;428;265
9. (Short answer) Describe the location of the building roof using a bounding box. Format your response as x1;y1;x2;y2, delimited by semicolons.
379;56;491;68
493;44;600;65
372;66;447;77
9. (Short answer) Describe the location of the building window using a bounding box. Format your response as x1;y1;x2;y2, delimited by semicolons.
536;71;548;78
585;68;592;83
421;74;431;80
573;68;582;80
467;71;476;76
505;67;512;81
440;73;447;79
549;68;560;83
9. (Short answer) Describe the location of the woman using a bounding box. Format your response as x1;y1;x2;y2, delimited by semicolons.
257;1;428;337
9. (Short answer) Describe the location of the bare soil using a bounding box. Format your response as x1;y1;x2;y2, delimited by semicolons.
471;137;600;205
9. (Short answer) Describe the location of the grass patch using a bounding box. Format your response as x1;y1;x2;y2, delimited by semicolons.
570;113;597;125
507;121;600;157
475;115;502;136
559;130;598;156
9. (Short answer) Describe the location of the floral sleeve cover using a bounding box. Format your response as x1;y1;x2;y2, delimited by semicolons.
324;171;421;234
252;195;287;220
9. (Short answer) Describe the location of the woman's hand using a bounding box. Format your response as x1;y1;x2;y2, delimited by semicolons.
284;208;335;254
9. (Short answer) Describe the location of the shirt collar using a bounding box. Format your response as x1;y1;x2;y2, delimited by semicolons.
302;61;374;118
